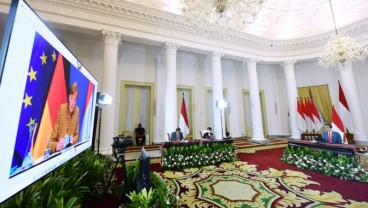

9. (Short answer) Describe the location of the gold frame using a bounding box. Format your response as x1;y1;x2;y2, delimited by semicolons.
177;85;195;138
119;81;155;144
242;90;268;137
205;88;230;133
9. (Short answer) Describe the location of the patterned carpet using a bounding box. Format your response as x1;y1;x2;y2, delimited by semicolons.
160;161;368;208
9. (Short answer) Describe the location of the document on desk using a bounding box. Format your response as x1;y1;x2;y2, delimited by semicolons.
63;134;71;149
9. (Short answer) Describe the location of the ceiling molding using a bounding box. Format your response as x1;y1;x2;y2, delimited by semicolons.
3;0;368;62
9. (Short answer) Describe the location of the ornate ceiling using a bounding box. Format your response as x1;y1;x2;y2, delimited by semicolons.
124;0;368;40
0;0;367;61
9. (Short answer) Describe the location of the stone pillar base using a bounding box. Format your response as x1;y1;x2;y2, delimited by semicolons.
250;138;269;145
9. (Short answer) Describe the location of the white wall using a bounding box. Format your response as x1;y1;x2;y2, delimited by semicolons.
258;64;290;136
2;22;368;151
295;59;368;135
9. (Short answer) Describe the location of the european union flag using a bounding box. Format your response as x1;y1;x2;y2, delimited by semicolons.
10;32;59;174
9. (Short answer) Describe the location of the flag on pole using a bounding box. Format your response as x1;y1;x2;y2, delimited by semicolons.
309;98;323;131
338;81;353;132
332;106;345;141
179;93;190;139
296;98;306;132
302;98;314;132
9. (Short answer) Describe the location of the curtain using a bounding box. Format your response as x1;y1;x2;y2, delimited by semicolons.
243;93;252;129
297;87;310;98
124;86;150;134
310;85;332;123
297;84;332;123
206;90;229;130
207;91;214;129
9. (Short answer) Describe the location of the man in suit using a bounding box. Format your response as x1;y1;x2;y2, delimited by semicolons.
322;124;342;144
202;127;214;139
135;123;146;146
171;127;183;142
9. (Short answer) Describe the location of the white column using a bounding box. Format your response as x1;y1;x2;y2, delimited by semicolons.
100;30;122;154
210;51;225;139
164;42;180;140
283;60;300;139
246;59;265;141
339;61;367;145
154;52;165;144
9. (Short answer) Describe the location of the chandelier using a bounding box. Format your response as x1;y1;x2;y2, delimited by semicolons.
319;0;368;70
182;0;263;34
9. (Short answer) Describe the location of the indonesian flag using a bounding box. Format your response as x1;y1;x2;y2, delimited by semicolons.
309;98;323;131
296;98;306;132
302;98;314;132
338;81;354;132
179;94;190;139
332;105;345;141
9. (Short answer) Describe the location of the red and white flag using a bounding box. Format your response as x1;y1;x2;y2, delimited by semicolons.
338;81;353;132
332;106;345;140
296;98;306;132
179;94;190;139
309;98;323;131
302;98;314;132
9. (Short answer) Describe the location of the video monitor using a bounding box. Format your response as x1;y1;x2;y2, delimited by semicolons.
0;0;98;203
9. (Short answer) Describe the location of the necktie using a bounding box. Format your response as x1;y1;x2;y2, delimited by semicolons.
328;132;332;144
176;133;179;141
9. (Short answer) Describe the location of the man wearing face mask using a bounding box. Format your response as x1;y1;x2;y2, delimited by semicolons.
50;82;80;153
171;127;183;142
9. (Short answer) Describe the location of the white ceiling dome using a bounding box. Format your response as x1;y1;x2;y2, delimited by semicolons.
124;0;368;40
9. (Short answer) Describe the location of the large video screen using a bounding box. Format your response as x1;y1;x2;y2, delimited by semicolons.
0;0;98;203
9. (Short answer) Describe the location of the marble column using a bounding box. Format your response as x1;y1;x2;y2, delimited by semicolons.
210;51;225;139
246;59;266;142
100;30;122;154
283;60;300;139
339;61;367;145
164;42;180;140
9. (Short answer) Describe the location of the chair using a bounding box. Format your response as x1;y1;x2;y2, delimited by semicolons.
344;132;354;144
167;133;171;142
186;134;193;141
121;130;131;137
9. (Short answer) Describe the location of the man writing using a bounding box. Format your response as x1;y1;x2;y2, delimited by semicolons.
322;124;342;144
171;127;183;142
50;82;80;153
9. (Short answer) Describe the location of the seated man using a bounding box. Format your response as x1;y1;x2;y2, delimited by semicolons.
171;127;183;142
202;127;214;139
135;123;146;146
322;124;342;144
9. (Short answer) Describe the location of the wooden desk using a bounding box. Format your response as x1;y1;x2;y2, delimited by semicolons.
288;139;357;158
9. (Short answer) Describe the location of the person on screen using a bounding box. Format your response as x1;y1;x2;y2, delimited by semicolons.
171;127;183;142
50;82;80;153
135;123;146;146
202;127;214;139
322;124;342;144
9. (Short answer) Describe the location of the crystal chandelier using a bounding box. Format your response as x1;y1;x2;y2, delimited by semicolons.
182;0;263;34
319;0;368;69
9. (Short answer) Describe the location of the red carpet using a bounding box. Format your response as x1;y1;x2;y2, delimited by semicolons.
237;147;368;202
90;147;368;207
